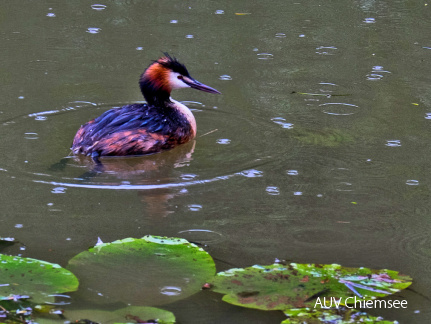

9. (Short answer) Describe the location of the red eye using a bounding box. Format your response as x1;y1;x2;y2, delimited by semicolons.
177;75;183;80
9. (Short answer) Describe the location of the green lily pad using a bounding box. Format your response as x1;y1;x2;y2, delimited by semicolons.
67;236;215;306
210;263;411;310
282;307;396;323
34;306;175;324
0;254;79;303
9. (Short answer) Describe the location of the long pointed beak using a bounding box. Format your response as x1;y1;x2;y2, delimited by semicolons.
184;77;221;94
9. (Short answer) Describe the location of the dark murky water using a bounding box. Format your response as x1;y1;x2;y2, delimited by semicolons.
1;1;430;323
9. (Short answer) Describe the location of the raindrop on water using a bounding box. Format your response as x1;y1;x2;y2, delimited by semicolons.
406;180;419;186
188;204;202;211
91;4;107;11
24;132;39;140
257;53;274;60
160;286;182;296
170;19;178;24
86;27;101;34
271;117;294;129
46;13;56;17
219;75;232;81
287;170;298;176
216;138;231;144
363;17;375;23
136;47;143;51
185;35;194;39
240;169;263;178
266;186;280;195
215;10;224;14
51;187;67;194
15;224;23;229
385;140;401;147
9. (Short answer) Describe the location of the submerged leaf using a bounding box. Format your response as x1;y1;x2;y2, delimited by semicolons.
0;254;78;303
282;307;396;323
210;263;411;311
67;236;215;306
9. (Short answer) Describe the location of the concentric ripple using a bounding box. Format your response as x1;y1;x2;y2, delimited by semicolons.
0;100;282;190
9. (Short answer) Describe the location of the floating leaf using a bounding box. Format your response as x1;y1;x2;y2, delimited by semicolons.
210;263;411;311
36;306;175;324
67;236;215;306
0;254;78;303
282;307;396;323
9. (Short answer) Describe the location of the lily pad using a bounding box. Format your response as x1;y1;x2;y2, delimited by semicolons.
282;307;396;323
67;236;215;305
34;306;175;324
210;263;411;310
0;254;79;303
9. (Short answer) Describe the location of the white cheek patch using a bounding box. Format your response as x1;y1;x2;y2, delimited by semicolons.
169;72;191;90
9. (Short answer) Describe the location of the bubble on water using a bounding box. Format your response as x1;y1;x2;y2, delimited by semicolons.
188;204;202;211
299;34;306;38
136;47;143;50
15;224;23;229
219;75;232;81
271;117;294;129
185;35;194;39
215;10;224;14
385;140;401;147
91;4;107;11
266;186;280;195
51;187;67;194
46;13;56;17
406;180;419;186
160;286;182;296
170;19;178;24
18;96;24;99
240;169;263;178
87;27;101;34
364;17;375;23
216;138;231;144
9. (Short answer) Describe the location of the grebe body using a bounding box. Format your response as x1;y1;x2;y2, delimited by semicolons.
71;54;220;163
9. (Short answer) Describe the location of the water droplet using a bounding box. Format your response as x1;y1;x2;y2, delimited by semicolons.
271;117;294;129
364;17;375;23
266;186;280;195
160;286;182;296
219;75;232;81
51;187;66;194
180;174;197;181
20;246;26;251
24;132;39;140
316;46;337;55
136;46;143;51
188;204;202;211
215;10;224;14
317;194;323;197
257;53;273;60
406;180;419;186
385;140;401;147
66;238;71;241
216;138;231;144
86;27;101;34
91;4;107;11
46;13;56;17
299;34;305;38
240;169;263;178
15;224;23;229
185;35;194;39
18;96;24;99
170;19;178;24
287;170;298;176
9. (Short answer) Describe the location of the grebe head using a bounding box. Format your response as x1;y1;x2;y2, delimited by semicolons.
139;53;221;106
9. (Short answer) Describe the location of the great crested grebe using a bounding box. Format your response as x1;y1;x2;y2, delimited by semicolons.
71;54;220;164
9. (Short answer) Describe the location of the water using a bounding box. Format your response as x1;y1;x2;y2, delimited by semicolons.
1;1;430;323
